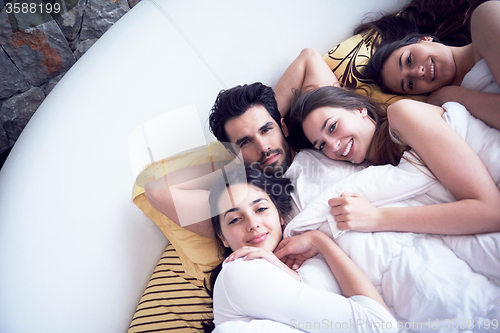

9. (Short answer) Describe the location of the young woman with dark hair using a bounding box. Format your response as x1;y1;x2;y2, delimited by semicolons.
285;86;403;167
362;1;500;129
202;167;396;332
286;85;500;236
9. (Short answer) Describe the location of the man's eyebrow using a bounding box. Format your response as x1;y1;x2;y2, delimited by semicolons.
399;54;406;92
235;136;249;146
259;122;274;131
234;122;273;146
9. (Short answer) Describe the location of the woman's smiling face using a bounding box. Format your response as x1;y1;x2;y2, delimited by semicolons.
217;183;283;252
302;106;376;164
381;37;457;94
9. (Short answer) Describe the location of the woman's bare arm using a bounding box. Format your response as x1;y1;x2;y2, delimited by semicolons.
274;48;339;117
468;0;500;129
275;230;388;310
427;87;500;130
379;99;500;234
428;1;500;129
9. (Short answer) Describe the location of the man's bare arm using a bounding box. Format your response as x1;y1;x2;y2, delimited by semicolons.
145;174;215;239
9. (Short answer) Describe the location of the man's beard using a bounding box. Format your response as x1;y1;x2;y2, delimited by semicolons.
253;139;292;177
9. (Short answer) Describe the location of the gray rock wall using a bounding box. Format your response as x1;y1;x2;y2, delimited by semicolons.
0;0;139;155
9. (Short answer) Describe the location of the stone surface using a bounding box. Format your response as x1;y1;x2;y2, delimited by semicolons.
0;0;141;159
68;33;80;51
0;127;9;155
54;0;87;42
0;87;45;142
74;38;97;60
0;45;31;99
80;0;130;41
0;10;76;86
4;0;54;31
0;99;9;155
42;72;66;96
128;0;141;8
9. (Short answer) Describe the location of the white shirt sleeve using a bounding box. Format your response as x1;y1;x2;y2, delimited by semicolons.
213;258;397;332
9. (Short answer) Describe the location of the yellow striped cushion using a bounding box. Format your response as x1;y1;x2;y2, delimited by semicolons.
132;142;228;281
128;244;214;333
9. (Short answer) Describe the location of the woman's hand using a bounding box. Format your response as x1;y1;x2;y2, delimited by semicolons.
226;246;301;281
328;193;382;232
225;246;276;263
274;231;324;269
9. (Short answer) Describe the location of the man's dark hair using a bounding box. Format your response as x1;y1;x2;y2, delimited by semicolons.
208;82;282;144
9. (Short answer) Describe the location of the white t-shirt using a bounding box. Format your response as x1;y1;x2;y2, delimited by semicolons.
213;257;397;332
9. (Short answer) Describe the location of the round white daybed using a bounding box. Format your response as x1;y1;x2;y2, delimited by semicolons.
0;1;409;332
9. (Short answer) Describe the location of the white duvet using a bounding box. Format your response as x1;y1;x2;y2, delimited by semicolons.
284;102;500;332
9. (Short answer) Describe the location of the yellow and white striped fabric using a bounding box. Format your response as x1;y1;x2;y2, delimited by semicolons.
128;244;214;333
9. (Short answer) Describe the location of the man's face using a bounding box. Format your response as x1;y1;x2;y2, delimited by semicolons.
224;105;292;175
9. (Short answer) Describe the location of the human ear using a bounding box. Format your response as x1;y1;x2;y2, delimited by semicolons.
280;118;289;137
218;234;230;248
356;107;368;117
280;216;285;226
418;36;434;43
